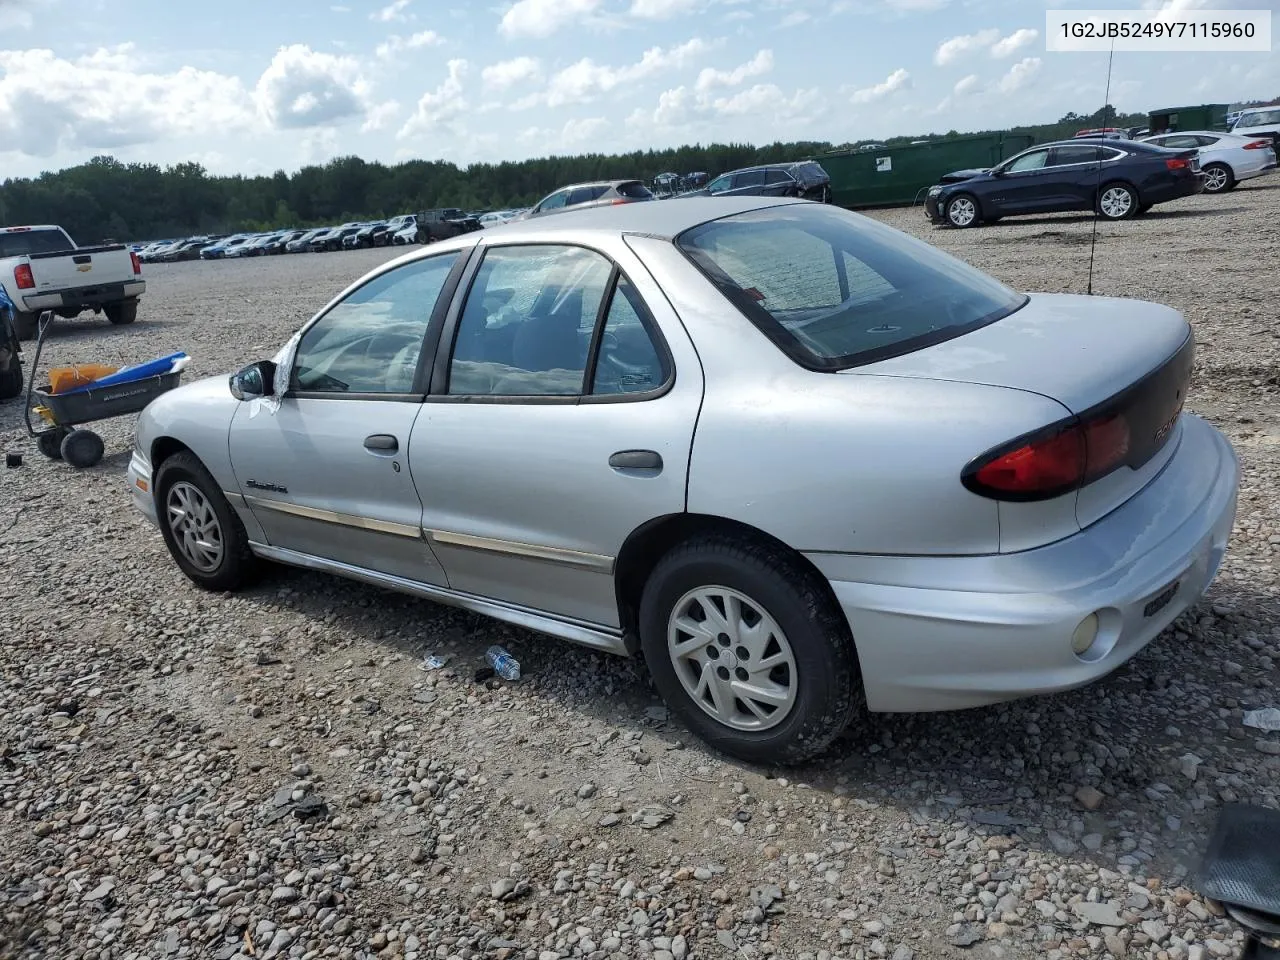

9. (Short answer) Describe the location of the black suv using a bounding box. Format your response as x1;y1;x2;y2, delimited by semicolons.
697;161;832;202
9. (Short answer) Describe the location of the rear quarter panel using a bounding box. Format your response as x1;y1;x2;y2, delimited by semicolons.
625;234;1069;556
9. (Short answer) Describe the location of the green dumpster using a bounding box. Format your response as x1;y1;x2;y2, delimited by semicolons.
1147;104;1230;134
816;134;1035;209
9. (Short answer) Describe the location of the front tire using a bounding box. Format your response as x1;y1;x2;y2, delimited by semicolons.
638;534;860;765
155;452;257;592
1097;182;1138;220
1202;162;1234;194
104;299;138;326
945;193;980;228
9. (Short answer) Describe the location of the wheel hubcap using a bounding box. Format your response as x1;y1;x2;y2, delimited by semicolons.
667;586;798;732
166;481;224;573
1101;187;1132;218
1205;167;1228;191
949;198;975;226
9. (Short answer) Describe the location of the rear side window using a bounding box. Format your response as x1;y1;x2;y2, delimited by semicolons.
1052;145;1101;164
616;181;654;199
735;169;767;188
764;169;794;184
568;185;609;206
677;204;1027;371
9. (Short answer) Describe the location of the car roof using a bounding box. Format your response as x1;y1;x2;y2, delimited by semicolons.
460;196;810;243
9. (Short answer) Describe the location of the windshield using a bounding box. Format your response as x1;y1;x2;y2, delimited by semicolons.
676;204;1027;371
0;228;75;258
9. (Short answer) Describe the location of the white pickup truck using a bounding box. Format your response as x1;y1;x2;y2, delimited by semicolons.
0;224;146;340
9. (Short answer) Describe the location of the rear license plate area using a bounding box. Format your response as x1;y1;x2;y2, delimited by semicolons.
1143;579;1180;618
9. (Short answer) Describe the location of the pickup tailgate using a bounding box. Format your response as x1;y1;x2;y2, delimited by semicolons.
26;244;136;295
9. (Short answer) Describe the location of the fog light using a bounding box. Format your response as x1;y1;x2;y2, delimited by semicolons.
1071;613;1100;656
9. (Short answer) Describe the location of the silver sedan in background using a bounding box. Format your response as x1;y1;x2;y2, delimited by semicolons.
1140;130;1278;193
127;198;1239;764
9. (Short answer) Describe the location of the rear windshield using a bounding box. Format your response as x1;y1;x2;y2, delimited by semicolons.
617;181;655;199
676;204;1027;371
1237;109;1280;127
0;228;74;258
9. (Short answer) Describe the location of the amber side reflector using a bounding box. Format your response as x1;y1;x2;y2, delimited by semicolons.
135;478;149;493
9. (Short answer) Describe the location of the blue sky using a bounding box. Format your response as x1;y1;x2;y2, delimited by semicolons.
0;0;1275;178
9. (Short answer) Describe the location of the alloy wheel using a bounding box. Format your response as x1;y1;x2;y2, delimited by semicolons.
667;585;798;732
1203;166;1230;193
166;481;224;573
1100;186;1133;219
947;196;977;227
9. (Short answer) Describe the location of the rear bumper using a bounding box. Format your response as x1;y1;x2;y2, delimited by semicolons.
1144;175;1204;206
22;279;145;312
807;414;1238;713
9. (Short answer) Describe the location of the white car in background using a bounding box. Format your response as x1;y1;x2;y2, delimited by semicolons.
478;211;518;228
1141;130;1278;193
1230;107;1280;149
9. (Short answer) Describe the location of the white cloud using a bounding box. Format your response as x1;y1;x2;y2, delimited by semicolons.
481;56;543;91
712;83;812;118
371;0;412;22
953;73;979;96
500;0;600;39
885;0;949;10
375;30;443;60
850;67;910;104
629;0;700;18
995;56;1041;94
780;10;812;26
361;100;401;132
695;49;773;94
990;28;1038;58
398;58;468;139
934;29;999;66
545;38;710;106
561;116;609;144
0;44;253;157
255;44;374;129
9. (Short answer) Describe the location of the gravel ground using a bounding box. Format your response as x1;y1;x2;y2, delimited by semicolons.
2;182;1279;960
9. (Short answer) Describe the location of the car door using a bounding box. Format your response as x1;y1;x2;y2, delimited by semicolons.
1045;144;1106;209
227;250;470;585
706;174;734;197
762;168;798;197
409;239;704;628
728;169;768;197
988;147;1055;214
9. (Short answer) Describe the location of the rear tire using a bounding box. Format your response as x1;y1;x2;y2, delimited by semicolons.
154;451;258;592
104;299;138;326
11;311;38;341
1097;182;1138;220
1201;162;1234;194
638;533;861;765
60;429;104;468
945;193;980;228
37;429;68;460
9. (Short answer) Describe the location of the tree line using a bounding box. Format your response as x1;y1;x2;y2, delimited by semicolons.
0;103;1234;244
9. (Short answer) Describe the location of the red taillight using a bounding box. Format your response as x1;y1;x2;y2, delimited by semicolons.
611;198;629;205
1243;140;1271;150
130;251;141;274
13;263;34;290
964;411;1133;501
1165;157;1190;170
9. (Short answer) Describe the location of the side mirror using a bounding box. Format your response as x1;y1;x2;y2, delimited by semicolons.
229;360;277;401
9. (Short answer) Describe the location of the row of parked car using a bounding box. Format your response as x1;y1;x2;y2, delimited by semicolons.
923;125;1278;228
133;208;530;264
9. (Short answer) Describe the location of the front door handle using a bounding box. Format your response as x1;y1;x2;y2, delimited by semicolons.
364;434;399;452
609;449;662;471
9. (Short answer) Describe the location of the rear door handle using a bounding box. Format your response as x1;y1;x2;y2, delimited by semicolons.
364;434;399;452
609;449;662;471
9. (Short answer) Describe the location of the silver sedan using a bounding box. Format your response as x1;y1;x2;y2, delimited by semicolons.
1140;130;1278;193
127;198;1239;764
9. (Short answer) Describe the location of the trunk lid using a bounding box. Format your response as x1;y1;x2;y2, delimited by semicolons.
849;293;1193;547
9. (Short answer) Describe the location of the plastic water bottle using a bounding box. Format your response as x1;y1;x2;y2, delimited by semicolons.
486;645;521;681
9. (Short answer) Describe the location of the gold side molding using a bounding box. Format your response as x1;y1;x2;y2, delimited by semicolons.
426;529;615;573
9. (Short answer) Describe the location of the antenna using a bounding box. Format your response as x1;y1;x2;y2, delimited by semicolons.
1086;39;1116;297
